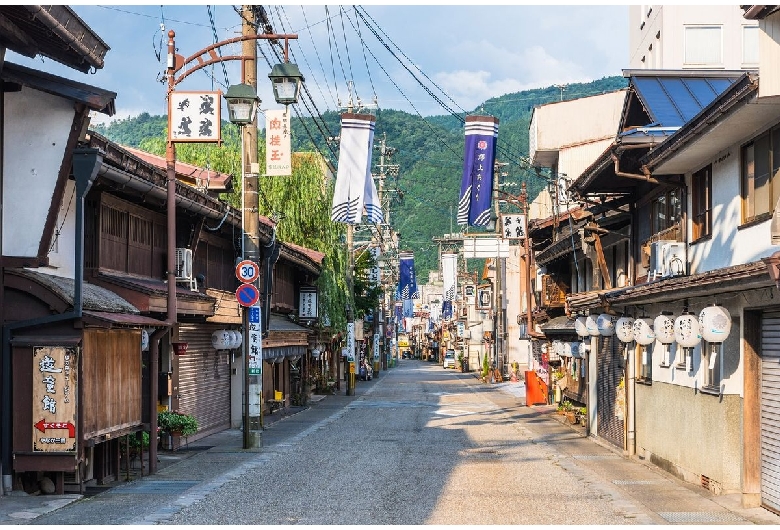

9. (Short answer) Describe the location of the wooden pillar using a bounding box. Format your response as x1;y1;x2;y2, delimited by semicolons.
743;310;761;508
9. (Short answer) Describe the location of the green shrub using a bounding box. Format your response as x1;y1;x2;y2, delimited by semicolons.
158;410;198;436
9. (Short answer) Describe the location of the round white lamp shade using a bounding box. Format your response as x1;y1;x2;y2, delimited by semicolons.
615;316;635;343
699;305;732;343
653;313;675;344
229;330;243;349
674;312;701;348
574;316;589;338
585;315;600;336
562;342;572;356
633;318;656;346
212;330;232;350
596;313;615;336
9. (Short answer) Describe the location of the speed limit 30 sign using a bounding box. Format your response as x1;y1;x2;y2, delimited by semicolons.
235;260;260;284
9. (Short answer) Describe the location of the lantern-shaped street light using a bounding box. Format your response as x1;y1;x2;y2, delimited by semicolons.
224;83;259;125
268;62;305;105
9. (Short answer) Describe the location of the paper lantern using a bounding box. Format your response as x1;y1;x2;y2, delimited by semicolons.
563;342;572;356
674;312;701;348
633;318;656;346
699;304;732;343
615;316;634;343
141;329;150;352
585;315;600;336
212;330;232;350
575;316;589;338
571;342;581;357
230;330;243;349
653;313;675;344
597;313;615;336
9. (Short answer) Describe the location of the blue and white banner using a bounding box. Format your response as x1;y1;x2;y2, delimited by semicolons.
397;252;419;300
442;252;457;321
457;115;499;227
331;113;383;225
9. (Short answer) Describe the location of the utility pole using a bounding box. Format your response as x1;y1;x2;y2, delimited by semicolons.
373;133;398;373
241;5;262;449
338;81;378;396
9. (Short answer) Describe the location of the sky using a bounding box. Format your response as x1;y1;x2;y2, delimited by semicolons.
8;4;629;125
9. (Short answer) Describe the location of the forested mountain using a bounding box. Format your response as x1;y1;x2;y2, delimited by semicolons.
93;76;627;276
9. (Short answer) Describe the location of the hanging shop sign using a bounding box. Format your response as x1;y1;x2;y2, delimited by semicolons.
299;287;318;320
500;214;527;240
168;91;221;143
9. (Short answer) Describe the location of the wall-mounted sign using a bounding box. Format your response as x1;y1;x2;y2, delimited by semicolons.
299;287;318;320
33;346;77;452
478;287;492;309
168;91;221;143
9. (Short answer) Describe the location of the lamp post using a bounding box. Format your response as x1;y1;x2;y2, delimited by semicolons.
164;28;303;451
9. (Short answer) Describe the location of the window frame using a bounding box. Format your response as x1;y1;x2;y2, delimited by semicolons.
742;24;759;67
683;25;723;68
636;343;653;384
691;164;712;241
650;188;682;235
700;341;722;394
741;126;780;225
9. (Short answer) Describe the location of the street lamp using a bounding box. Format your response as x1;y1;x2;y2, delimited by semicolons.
224;83;259;124
163;27;302;453
268;62;305;105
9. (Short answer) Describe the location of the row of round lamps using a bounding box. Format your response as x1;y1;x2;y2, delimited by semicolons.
574;304;732;347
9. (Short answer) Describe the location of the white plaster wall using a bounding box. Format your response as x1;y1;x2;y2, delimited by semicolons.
44;179;77;278
629;5;757;70
688;146;779;275
3;87;74;257
759;12;780;98
635;300;742;396
559;138;615;183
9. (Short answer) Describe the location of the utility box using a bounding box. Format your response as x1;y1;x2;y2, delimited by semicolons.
158;371;172;398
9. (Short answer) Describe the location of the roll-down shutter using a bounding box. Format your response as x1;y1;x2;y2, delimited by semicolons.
761;311;780;513
176;323;231;440
596;335;625;449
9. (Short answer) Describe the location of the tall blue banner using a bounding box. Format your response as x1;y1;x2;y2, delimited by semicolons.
457;115;499;227
442;300;453;320
397;252;419;300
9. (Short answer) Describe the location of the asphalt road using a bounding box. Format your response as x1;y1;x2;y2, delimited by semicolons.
166;362;635;525
22;360;780;525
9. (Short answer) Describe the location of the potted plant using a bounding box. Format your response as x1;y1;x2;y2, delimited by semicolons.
158;410;198;437
481;355;490;382
578;407;588;429
457;352;464;372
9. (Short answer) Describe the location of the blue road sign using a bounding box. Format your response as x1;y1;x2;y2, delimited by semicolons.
248;305;261;324
235;283;260;307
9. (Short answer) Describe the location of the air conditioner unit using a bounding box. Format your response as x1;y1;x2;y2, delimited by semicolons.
661;242;686;278
175;248;198;291
649;240;676;279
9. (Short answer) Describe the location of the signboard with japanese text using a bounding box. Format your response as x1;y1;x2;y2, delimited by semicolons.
373;333;380;361
169;91;221;143
248;304;262;375
32;346;77;452
478;287;492;309
298;287;318;320
500;214;527;240
346;322;355;363
265;109;291;176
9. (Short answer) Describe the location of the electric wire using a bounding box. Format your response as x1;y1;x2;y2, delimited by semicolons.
338;6;359;104
207;5;230;89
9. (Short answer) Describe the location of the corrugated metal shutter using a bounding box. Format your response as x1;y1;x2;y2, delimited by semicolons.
596;335;624;449
761;311;780;512
176;323;231;441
